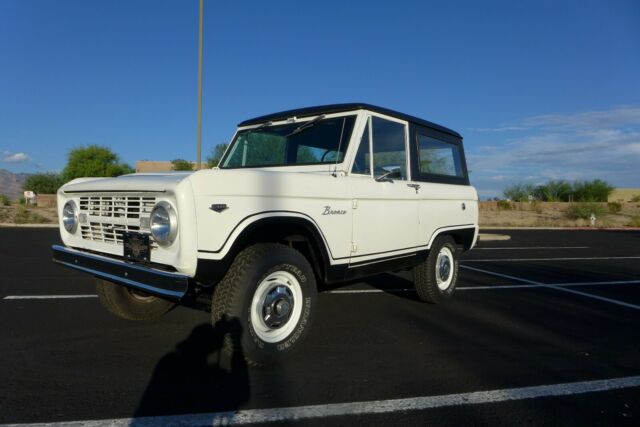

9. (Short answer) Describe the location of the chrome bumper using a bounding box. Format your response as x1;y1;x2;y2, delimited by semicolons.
51;245;188;299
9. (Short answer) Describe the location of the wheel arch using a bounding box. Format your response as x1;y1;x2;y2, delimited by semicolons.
427;226;477;251
225;214;332;283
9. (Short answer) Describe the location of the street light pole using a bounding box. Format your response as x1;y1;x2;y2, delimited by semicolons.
196;0;204;169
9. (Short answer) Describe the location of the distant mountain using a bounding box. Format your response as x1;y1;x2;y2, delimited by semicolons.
0;169;30;200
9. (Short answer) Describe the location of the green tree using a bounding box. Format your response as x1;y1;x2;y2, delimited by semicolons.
571;179;613;202
171;159;194;171
533;180;572;202
23;173;64;194
503;183;535;202
206;143;229;167
62;145;133;181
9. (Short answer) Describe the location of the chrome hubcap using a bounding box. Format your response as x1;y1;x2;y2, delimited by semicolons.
435;246;455;291
251;270;304;343
262;285;294;329
438;257;451;282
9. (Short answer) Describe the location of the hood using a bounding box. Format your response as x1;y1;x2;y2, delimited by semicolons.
60;172;193;194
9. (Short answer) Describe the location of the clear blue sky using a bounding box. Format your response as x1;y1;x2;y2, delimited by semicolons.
1;0;639;198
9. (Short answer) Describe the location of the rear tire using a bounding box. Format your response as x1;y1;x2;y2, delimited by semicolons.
413;236;459;304
211;243;317;366
96;279;176;320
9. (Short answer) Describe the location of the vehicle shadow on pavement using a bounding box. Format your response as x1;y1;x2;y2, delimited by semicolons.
132;316;250;423
364;273;421;302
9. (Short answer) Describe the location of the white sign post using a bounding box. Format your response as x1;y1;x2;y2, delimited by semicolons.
23;191;36;206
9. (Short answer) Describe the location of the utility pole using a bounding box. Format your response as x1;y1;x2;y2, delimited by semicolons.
196;0;204;169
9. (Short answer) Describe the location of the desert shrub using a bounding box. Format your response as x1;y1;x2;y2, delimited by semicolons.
171;159;193;171
631;195;640;203
503;183;535;202
629;216;640;227
0;194;10;206
530;200;543;214
496;200;513;210
607;202;622;214
571;179;613;202
14;206;51;224
565;203;607;220
533;180;572;202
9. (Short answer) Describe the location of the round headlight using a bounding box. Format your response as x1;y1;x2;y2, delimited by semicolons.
62;201;77;233
150;201;177;246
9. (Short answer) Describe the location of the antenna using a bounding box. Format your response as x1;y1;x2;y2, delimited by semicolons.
332;117;347;177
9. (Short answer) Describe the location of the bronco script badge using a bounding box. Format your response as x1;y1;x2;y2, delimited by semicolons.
322;206;347;215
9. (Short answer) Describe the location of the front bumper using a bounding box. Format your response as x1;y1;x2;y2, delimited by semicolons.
52;245;188;299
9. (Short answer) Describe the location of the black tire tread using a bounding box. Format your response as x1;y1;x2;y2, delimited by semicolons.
211;243;314;366
96;279;175;320
413;236;459;304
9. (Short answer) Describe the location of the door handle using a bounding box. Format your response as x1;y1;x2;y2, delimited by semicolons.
407;183;421;193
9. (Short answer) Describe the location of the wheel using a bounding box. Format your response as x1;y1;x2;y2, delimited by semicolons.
413;235;459;304
211;243;317;366
96;279;176;320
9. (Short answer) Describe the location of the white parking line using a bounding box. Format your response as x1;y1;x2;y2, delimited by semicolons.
462;265;640;311
6;278;640;300
464;256;640;262
3;375;639;426
474;246;590;250
3;295;98;300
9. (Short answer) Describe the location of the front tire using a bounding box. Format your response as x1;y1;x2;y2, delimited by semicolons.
96;279;176;320
212;243;317;366
413;235;459;304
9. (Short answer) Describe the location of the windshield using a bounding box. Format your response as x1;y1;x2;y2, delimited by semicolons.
221;115;356;169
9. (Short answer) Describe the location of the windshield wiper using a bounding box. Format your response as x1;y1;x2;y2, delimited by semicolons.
285;115;326;137
245;121;272;134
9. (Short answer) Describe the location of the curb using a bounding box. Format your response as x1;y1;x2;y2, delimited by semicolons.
478;233;511;241
0;223;58;228
480;227;640;231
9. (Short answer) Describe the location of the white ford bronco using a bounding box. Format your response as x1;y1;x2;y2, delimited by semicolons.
53;103;478;364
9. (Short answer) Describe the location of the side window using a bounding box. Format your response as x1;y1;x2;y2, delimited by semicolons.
351;122;371;175
371;117;407;181
417;135;464;177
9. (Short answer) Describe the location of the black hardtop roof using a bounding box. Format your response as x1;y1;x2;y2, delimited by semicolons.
238;103;462;138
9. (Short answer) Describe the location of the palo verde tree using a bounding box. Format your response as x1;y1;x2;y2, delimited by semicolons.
62;145;134;182
206;143;229;167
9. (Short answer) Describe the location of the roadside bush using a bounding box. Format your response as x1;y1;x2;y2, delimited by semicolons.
171;159;194;171
503;183;535;202
564;203;607;220
607;202;622;214
571;179;613;202
496;200;512;210
14;206;51;224
0;194;10;206
530;200;543;214
631;195;640;203
533;180;572;202
629;215;640;227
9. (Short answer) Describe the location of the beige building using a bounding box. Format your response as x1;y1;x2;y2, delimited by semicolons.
609;188;640;202
135;161;203;173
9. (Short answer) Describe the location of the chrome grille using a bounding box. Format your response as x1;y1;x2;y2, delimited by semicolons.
78;195;157;246
79;195;156;219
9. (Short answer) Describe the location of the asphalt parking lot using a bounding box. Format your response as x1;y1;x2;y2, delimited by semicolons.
1;228;639;426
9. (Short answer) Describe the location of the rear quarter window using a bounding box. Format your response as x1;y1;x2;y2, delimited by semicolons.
417;135;464;178
410;126;469;185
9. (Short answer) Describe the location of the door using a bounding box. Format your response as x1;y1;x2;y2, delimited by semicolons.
349;114;420;262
